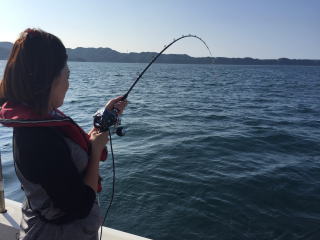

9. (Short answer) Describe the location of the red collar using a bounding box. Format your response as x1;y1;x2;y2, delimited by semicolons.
0;101;70;127
0;101;107;161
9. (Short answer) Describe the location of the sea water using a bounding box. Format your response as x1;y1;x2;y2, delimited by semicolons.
1;61;320;240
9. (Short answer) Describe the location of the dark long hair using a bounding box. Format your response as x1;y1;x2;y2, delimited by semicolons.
0;28;67;115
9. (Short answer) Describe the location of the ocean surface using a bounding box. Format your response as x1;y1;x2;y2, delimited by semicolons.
0;60;320;240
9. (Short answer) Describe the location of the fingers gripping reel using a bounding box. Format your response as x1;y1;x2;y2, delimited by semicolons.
93;108;125;136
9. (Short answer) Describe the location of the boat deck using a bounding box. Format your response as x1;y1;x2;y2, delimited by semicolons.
0;198;151;240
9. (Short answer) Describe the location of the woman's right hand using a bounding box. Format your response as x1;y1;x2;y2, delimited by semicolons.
89;128;109;156
105;96;128;115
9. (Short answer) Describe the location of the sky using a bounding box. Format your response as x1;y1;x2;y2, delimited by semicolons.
0;0;319;59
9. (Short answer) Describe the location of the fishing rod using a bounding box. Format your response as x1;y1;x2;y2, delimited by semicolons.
123;34;213;99
93;34;213;135
97;34;213;240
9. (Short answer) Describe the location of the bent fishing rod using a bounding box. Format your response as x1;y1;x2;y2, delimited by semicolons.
94;34;213;135
96;34;213;240
123;34;213;99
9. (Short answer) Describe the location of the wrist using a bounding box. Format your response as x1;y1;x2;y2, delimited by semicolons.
90;150;101;161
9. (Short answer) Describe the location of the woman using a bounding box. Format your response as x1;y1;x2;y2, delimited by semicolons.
0;28;127;239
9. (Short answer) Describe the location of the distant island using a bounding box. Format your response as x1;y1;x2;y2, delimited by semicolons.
1;42;319;66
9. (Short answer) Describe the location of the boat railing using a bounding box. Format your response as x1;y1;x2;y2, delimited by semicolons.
0;150;6;213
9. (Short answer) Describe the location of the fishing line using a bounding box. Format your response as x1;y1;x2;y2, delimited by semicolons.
99;129;115;240
98;34;213;239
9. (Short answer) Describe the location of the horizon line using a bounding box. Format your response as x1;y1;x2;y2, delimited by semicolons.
1;41;320;60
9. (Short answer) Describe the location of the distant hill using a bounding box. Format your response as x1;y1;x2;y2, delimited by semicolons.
0;42;13;60
1;41;319;66
0;42;13;49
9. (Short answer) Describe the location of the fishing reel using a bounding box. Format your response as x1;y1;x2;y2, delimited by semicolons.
93;108;125;136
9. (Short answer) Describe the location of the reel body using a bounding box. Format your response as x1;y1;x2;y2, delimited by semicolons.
93;108;125;136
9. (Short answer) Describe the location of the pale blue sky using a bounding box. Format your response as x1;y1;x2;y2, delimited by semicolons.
0;0;319;59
